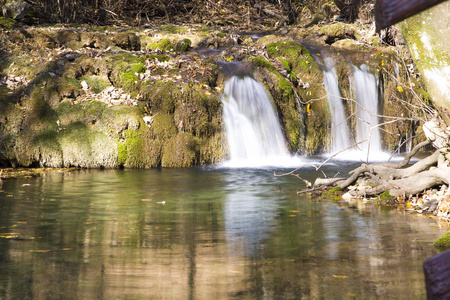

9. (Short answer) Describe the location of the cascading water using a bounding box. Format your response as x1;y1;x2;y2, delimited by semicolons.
322;57;352;153
221;76;301;167
352;64;382;154
322;56;387;161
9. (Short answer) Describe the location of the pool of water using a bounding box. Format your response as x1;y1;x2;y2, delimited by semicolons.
0;166;444;299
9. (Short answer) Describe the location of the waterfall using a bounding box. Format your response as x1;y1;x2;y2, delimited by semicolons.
322;56;387;161
221;76;301;168
352;64;382;154
322;57;352;152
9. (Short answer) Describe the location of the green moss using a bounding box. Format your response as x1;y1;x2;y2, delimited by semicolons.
161;132;199;167
278;77;293;99
279;58;291;72
157;25;188;34
63;76;82;89
118;142;127;165
320;23;346;37
305;96;330;154
198;26;211;32
434;232;450;251
109;53;144;65
216;32;227;38
251;57;277;73
322;187;342;197
143;81;180;114
152;113;177;140
119;127;162;168
0;17;17;29
266;41;316;75
175;38;191;53
119;72;138;93
156;39;173;52
130;62;145;74
58;121;118;168
80;75;111;93
123;130;143;163
148;54;170;62
376;191;395;204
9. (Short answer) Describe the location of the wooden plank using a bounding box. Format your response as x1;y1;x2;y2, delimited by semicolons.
375;0;448;31
423;249;450;299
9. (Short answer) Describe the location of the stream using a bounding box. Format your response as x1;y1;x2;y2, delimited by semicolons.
0;165;444;299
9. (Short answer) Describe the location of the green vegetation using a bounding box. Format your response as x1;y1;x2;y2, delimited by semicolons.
434;232;450;251
322;187;342;197
376;191;395;204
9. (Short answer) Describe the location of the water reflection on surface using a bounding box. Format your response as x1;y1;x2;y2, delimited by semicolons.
0;167;444;299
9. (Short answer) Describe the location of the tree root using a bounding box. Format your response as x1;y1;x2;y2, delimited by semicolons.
289;119;450;202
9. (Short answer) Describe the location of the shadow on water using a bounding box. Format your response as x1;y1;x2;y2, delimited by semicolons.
0;167;445;299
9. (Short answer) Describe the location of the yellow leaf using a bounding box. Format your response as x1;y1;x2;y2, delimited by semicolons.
332;275;348;279
397;86;404;92
306;104;311;114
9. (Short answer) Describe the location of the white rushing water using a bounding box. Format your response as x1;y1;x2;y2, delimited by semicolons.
352;64;383;154
322;57;352;152
221;76;303;168
323;58;389;162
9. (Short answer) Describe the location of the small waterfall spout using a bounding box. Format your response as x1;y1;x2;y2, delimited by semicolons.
221;76;300;168
352;64;382;154
322;57;351;153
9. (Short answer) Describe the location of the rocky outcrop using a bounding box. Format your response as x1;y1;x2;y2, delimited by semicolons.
399;1;450;124
0;18;431;167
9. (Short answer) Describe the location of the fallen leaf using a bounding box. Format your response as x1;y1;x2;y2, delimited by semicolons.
332;275;348;279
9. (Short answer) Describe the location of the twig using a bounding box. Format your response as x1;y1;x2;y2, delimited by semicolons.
297;185;327;194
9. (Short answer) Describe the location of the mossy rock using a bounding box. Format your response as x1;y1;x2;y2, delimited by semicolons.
175;39;192;53
59;76;82;98
107;53;146;95
434;232;450;251
34;129;63;167
0;17;17;29
112;32;140;51
173;86;222;137
199;132;226;165
77;55;110;77
322;186;342;197
375;191;395;204
161;132;199;167
151;113;177;140
80;75;111;93
58;122;118;168
157;25;189;34
120;129;162;168
320;23;357;44
155;39;174;52
305;97;330;154
143;80;180;114
79;32;111;49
